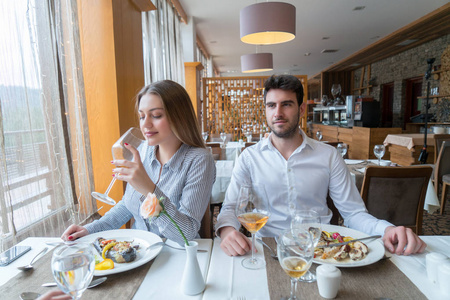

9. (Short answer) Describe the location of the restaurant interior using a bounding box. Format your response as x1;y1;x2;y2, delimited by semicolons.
1;0;450;299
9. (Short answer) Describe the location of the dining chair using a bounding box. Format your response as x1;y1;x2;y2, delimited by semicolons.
207;142;222;160
434;140;450;214
433;134;450;163
199;204;213;238
360;165;432;234
244;142;256;148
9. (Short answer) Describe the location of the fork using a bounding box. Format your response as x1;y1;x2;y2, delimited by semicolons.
257;239;278;260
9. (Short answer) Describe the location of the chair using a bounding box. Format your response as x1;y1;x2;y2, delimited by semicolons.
244;142;256;148
434;141;450;214
433;134;450;163
360;165;432;234
207;142;222;160
199;204;213;238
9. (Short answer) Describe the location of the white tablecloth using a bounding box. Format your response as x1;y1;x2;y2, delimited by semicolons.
221;142;244;161
211;160;234;205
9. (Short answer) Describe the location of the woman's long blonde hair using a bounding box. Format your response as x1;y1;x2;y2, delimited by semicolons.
136;80;205;148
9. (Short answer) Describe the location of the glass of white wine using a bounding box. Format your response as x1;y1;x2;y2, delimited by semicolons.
290;210;322;283
277;229;314;300
51;242;96;300
91;127;144;205
236;184;270;270
373;144;386;165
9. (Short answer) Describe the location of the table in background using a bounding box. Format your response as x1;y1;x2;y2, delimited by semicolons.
383;133;437;165
345;159;441;213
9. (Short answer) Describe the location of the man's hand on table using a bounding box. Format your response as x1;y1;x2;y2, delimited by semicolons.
383;226;427;255
219;226;252;256
61;224;89;242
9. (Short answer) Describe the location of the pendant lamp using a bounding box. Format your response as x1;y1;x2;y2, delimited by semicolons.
240;2;296;45
241;53;273;73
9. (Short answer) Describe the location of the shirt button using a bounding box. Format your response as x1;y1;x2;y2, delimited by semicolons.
290;187;293;190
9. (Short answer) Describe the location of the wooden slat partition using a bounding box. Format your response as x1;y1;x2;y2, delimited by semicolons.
202;76;308;141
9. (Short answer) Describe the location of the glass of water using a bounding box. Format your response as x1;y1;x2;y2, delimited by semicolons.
373;144;386;165
51;242;95;299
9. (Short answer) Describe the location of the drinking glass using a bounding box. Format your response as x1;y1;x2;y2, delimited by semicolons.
316;131;323;141
290;210;321;283
337;143;348;158
51;242;95;300
236;184;270;270
220;132;227;144
91;127;144;205
321;95;329;107
202;131;209;143
245;130;253;142
373;144;386;165
277;229;314;300
331;84;342;105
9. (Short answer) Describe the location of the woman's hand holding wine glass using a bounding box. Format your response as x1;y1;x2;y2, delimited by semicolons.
235;184;270;270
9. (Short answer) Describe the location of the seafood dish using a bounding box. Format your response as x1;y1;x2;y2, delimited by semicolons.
315;231;369;262
93;237;139;263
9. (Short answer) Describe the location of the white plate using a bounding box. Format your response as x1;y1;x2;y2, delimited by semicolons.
78;229;163;276
313;224;385;268
344;159;365;165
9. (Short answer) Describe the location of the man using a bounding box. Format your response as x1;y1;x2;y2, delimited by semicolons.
216;74;426;257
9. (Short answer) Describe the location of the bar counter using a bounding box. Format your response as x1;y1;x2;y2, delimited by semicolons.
310;124;402;159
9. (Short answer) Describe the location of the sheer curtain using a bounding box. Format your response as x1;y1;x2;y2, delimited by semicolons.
142;0;185;85
0;0;95;250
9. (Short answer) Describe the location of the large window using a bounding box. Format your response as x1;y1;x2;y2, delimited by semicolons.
0;0;95;249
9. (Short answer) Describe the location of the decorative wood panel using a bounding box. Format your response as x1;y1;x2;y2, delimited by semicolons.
202;76;308;141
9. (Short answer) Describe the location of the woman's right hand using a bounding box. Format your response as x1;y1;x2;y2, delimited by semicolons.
61;224;88;241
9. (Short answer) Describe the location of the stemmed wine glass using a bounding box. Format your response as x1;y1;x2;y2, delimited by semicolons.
373;144;386;165
220;132;227;147
337;143;348;158
245;130;253;143
202;131;209;143
316;131;323;141
51;242;96;300
331;84;343;106
236;184;270;270
277;229;314;300
290;210;321;283
91;127;144;205
321;95;329;107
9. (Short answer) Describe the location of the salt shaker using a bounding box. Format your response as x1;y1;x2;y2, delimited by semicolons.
316;264;341;299
438;261;450;296
426;252;448;284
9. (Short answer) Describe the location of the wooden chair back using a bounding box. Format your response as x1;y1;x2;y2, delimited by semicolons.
360;165;432;234
433;134;450;162
207;142;222;160
434;140;450;193
199;204;213;238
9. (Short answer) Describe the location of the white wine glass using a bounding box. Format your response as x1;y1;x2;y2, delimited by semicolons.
277;229;314;300
91;127;144;205
236;184;270;270
373;144;386;165
290;210;321;283
202;131;209;143
337;143;348;158
51;242;95;300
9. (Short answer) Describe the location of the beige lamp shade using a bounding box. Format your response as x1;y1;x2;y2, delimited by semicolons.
241;53;273;73
240;2;296;45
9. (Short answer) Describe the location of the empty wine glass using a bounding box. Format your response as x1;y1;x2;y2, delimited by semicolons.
277;229;314;300
316;131;323;141
337;143;348;158
236;184;270;270
373;144;386;165
202;131;209;143
321;95;329;107
91;127;144;205
331;84;343;106
220;132;227;146
245;130;253;142
290;210;321;283
51;242;95;300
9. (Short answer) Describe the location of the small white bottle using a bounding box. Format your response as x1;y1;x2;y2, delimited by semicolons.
316;264;341;299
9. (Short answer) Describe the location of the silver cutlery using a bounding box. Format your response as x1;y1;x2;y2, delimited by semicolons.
19;292;41;300
257;239;278;260
315;235;381;248
147;241;208;252
42;276;107;289
17;247;48;271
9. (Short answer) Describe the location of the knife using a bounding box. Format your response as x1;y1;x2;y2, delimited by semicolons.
315;235;381;248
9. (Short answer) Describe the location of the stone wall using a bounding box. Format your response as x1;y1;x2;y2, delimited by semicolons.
353;34;450;127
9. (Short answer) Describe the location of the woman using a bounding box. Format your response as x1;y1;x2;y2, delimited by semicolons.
61;80;216;244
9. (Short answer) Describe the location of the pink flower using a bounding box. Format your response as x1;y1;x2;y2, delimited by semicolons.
140;193;163;219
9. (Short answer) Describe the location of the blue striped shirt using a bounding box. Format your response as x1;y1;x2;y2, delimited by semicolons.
85;143;216;244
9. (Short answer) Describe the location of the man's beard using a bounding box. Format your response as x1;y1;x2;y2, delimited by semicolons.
269;115;300;138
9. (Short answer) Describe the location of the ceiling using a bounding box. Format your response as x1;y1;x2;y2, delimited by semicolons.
177;0;450;79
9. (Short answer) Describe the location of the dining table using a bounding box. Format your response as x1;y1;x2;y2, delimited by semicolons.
345;159;441;214
1;234;449;299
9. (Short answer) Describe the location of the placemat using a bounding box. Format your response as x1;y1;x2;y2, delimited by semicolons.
262;237;426;300
0;248;153;299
